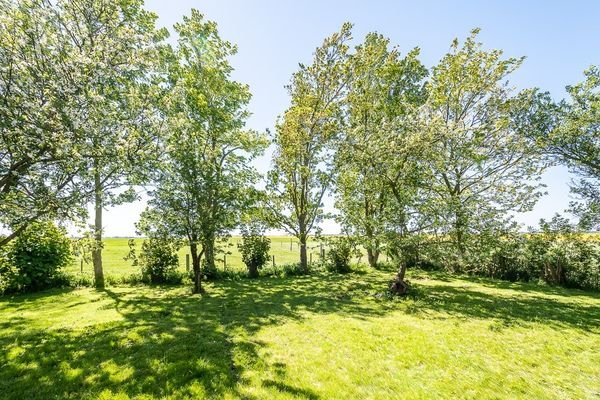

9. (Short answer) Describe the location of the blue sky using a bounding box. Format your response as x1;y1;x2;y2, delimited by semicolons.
95;0;599;236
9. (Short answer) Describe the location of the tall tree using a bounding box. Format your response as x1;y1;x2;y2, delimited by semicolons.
0;0;89;247
543;66;599;229
138;10;266;294
54;0;166;287
266;23;352;272
335;33;428;268
421;29;547;268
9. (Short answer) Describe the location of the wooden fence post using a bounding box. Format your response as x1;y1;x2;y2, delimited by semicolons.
272;254;275;267
186;254;190;272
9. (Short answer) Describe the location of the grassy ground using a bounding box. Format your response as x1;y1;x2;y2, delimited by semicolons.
68;237;332;278
1;268;598;399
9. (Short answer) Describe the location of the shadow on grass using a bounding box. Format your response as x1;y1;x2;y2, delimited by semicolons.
408;282;600;332
0;274;388;399
0;271;598;399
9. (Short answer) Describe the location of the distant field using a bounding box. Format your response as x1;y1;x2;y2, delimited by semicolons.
69;233;600;278
68;236;338;278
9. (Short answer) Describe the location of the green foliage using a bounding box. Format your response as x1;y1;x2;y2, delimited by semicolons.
139;237;181;284
536;66;600;229
0;222;72;294
525;215;599;289
238;227;271;278
334;32;428;268
261;262;314;278
405;216;600;290
266;23;353;272
326;238;356;273
420;29;547;263
138;9;267;293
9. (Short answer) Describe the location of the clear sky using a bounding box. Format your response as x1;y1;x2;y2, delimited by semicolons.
92;0;600;236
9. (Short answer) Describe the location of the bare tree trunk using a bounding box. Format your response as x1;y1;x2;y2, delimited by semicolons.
190;242;202;294
92;167;104;288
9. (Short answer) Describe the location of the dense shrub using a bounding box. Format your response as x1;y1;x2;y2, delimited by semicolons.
326;238;354;273
410;216;600;290
238;227;270;278
261;262;312;278
0;221;72;294
139;237;180;284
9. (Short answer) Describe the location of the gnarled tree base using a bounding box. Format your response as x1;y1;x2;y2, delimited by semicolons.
389;276;410;295
389;262;409;295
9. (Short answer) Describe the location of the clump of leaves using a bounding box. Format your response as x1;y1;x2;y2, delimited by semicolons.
326;237;358;273
139;237;180;284
238;225;271;278
1;221;72;293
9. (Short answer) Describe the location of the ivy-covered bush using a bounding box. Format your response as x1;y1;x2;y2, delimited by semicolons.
139;237;180;284
238;226;270;278
0;221;72;294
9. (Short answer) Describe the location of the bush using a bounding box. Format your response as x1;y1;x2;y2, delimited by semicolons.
261;262;311;278
139;237;180;284
238;227;270;278
326;238;354;273
389;216;600;290
1;221;72;294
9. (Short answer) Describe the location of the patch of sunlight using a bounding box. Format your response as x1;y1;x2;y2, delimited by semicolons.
59;361;83;380
118;330;144;348
97;389;131;400
6;345;25;360
101;360;134;383
184;381;208;398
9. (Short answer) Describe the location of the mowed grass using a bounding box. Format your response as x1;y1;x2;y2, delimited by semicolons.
1;269;599;399
67;237;329;277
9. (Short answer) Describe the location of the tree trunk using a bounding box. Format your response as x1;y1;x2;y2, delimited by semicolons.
190;242;202;294
367;247;380;269
389;259;409;295
248;264;259;279
203;237;217;278
299;232;308;273
92;168;104;288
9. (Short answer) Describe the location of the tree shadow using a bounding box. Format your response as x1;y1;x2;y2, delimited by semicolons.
1;271;598;399
409;282;600;332
0;274;386;399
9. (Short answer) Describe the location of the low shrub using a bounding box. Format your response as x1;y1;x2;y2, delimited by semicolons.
139;237;180;284
326;238;354;273
1;221;72;294
238;227;270;278
262;262;312;278
411;215;600;290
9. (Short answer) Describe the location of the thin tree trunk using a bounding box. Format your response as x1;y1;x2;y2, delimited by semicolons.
203;237;216;277
299;231;308;273
190;242;203;294
92;167;104;288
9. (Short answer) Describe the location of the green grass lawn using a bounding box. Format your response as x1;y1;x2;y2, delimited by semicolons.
1;268;598;399
68;237;332;278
